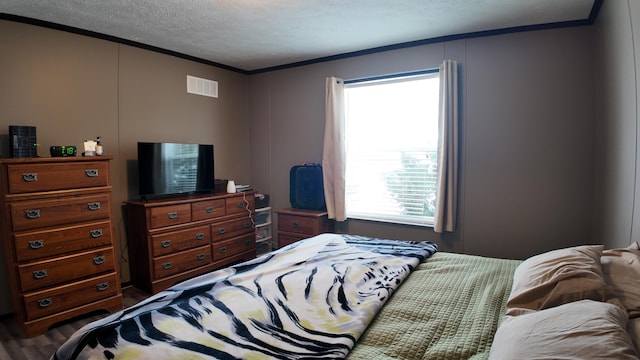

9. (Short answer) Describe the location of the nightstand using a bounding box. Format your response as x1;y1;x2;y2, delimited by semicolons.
275;208;334;248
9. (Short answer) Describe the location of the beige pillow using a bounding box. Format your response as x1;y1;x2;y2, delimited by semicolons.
629;318;640;356
489;300;638;359
506;245;616;315
602;242;640;318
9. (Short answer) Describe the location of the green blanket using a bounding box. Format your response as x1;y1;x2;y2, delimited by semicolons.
348;252;520;360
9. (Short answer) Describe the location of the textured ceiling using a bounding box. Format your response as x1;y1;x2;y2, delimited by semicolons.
0;0;598;73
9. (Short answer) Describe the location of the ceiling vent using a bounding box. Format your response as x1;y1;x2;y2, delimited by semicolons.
187;75;218;98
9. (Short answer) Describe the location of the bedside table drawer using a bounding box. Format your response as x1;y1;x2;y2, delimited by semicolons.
151;225;210;257
276;208;333;249
278;234;307;248
7;161;109;194
11;194;111;232
278;214;316;235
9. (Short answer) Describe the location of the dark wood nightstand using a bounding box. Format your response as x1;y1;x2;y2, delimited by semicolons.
275;208;334;248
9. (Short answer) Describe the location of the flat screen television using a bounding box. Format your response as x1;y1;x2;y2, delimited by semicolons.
137;142;214;199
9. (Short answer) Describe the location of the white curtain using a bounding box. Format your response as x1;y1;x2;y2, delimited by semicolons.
322;76;347;221
434;60;459;233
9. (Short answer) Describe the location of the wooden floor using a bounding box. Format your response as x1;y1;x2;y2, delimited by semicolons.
0;286;149;360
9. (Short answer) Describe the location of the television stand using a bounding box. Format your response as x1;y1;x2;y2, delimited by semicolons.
124;191;255;294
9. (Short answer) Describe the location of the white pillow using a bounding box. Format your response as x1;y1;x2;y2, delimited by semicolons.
628;318;640;357
490;300;638;359
602;242;640;318
506;245;617;315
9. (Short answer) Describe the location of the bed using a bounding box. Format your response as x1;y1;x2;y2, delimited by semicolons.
51;233;640;359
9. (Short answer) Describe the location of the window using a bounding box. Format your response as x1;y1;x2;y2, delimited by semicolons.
344;71;440;226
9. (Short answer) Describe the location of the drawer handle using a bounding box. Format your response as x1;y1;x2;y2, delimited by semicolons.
195;233;205;240
85;169;99;177
90;229;103;238
292;221;300;228
96;282;110;291
236;202;245;208
161;240;171;248
244;238;252;246
162;262;173;270
33;269;48;279
29;240;44;249
25;209;41;219
93;255;106;265
217;228;226;235
196;253;206;260
167;212;178;219
219;246;227;254
38;298;53;308
87;202;101;211
205;207;214;213
244;222;252;228
22;173;38;182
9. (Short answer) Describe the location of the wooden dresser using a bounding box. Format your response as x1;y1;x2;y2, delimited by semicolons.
276;208;333;248
125;191;255;294
0;157;123;337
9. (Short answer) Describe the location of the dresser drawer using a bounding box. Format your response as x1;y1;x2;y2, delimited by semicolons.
212;234;255;261
151;225;210;257
150;204;191;229
19;247;115;292
225;195;255;216
14;220;113;262
153;245;211;279
11;194;111;232
7;161;109;194
23;272;118;320
192;199;226;221
278;214;317;235
211;217;254;242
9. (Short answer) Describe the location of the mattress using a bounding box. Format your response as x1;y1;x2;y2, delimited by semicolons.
348;252;520;360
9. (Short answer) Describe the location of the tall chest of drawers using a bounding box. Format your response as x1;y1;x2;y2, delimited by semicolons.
0;157;123;337
125;192;256;294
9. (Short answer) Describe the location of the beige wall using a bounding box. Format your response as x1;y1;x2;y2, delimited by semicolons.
250;26;598;261
0;20;251;314
593;1;640;248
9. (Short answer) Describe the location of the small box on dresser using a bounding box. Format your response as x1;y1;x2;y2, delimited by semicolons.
0;156;123;337
125;191;256;294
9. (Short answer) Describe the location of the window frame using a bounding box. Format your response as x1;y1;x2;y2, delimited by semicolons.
343;69;440;227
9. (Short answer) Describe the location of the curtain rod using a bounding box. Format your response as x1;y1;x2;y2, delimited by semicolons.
344;68;439;85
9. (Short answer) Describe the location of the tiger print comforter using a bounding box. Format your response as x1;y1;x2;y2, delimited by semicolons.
52;233;437;360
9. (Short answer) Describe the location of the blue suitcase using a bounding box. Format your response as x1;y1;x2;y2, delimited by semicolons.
289;164;326;211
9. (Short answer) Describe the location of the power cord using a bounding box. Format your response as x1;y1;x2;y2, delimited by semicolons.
238;191;256;229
